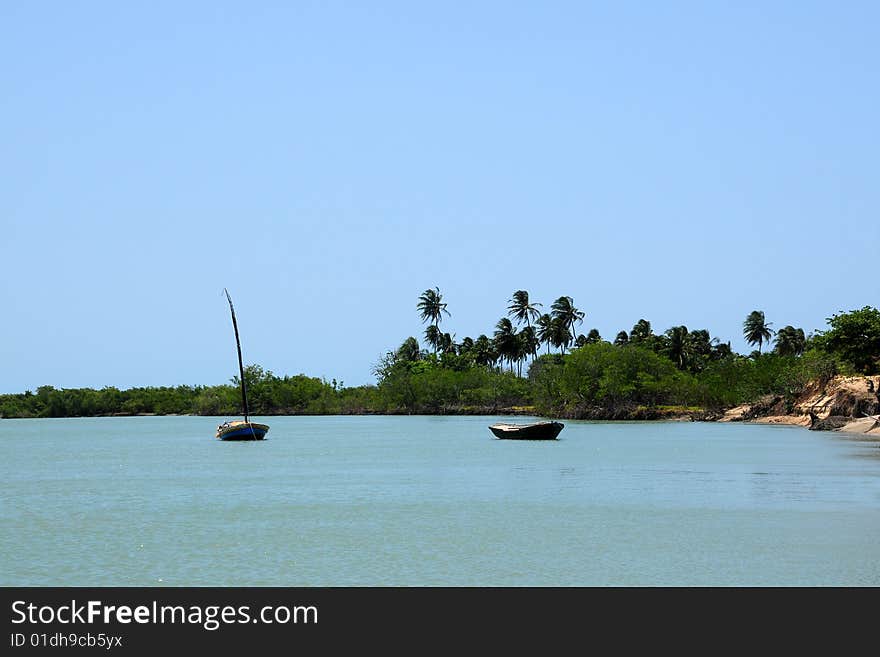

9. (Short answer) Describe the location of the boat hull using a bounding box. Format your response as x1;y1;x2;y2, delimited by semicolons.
216;421;270;441
489;421;564;440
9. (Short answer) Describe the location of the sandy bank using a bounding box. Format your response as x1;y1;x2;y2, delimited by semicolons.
837;415;880;436
719;375;880;438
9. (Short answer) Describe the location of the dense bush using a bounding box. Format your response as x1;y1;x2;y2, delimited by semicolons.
811;306;880;374
1;306;872;419
529;344;695;416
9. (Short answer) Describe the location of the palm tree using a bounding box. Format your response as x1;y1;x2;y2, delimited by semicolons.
687;329;714;358
507;290;542;328
550;316;572;354
685;329;716;373
629;319;653;344
663;325;691;370
743;310;773;354
506;290;542;368
439;332;456;355
473;334;497;368
519;325;539;373
536;314;554;354
513;333;529;376
424;325;442;354
417;287;450;353
395;337;421;363
774;326;806;356
550;296;585;353
493;318;518;372
711;341;733;361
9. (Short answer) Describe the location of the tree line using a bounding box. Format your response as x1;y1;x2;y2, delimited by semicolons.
373;289;877;416
1;290;877;419
409;287;854;376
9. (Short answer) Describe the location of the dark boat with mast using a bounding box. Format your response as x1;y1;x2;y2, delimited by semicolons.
216;289;269;441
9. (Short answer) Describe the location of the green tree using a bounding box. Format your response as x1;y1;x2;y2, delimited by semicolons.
614;331;629;346
663;325;692;370
530;342;693;416
711;341;733;361
774;326;806;357
439;332;457;355
417;287;450;353
813;306;880;373
550;296;584;353
493;318;519;372
549;316;572;354
518;326;539;375
424;325;442;354
472;334;497;368
743;310;773;354
684;328;716;373
373;338;423;381
536;314;555;355
629;319;653;345
507;290;542;328
396;337;422;363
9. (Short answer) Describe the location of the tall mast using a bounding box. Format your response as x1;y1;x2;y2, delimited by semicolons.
224;288;249;422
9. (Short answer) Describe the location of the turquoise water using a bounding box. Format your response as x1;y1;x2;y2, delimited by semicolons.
2;416;879;586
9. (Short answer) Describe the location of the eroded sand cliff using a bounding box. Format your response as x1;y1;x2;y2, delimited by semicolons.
719;375;880;436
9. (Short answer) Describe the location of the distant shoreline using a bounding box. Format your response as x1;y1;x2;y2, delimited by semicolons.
3;372;878;441
4;401;878;441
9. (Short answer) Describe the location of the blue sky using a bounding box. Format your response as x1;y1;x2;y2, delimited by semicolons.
2;1;878;393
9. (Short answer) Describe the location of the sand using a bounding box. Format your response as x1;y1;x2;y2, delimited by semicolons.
718;375;880;438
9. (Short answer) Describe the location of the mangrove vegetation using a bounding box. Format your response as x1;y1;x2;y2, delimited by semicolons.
2;291;878;420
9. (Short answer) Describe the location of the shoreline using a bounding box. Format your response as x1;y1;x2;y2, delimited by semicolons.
3;374;879;439
3;409;878;439
718;374;880;438
747;413;880;437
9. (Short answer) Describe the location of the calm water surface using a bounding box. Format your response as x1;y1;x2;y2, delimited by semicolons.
2;416;879;586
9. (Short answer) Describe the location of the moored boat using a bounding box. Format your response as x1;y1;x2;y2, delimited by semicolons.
489;421;564;440
217;288;269;441
216;420;270;441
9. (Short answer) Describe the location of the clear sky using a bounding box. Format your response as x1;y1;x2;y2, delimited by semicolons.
2;1;878;393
